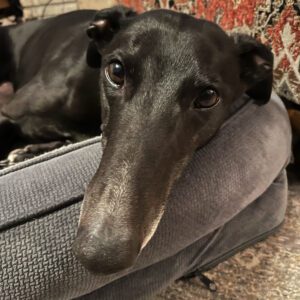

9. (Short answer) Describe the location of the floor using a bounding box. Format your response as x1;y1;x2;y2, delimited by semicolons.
157;179;300;300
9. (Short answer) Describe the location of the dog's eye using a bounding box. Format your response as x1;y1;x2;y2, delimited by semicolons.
105;61;125;88
193;89;220;110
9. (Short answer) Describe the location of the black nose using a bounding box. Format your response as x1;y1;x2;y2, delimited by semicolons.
72;229;141;274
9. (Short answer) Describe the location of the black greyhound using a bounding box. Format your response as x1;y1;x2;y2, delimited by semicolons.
0;6;273;274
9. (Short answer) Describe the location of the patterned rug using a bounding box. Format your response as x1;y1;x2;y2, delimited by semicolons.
118;0;300;105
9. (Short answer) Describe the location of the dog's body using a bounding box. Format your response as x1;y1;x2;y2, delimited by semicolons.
0;7;274;274
0;10;101;160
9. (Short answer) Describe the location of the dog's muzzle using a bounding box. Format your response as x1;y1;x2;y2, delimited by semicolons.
73;226;142;274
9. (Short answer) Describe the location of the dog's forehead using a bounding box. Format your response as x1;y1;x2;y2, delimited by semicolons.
102;10;238;88
123;10;230;49
111;10;234;68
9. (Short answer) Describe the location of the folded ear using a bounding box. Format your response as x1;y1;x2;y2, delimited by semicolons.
86;6;136;68
233;34;274;104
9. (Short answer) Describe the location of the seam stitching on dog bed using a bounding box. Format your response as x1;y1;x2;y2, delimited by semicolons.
0;136;101;177
0;194;84;232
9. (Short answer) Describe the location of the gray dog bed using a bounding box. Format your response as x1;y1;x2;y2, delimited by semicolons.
0;93;291;299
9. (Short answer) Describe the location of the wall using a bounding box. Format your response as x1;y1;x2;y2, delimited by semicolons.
22;0;78;19
22;0;116;19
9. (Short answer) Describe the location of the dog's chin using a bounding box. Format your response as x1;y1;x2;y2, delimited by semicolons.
80;257;139;276
77;252;140;276
72;233;142;275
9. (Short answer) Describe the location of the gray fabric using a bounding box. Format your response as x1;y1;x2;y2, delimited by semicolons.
0;92;292;299
0;137;101;231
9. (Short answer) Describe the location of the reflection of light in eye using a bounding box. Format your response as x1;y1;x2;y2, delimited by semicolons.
105;67;121;88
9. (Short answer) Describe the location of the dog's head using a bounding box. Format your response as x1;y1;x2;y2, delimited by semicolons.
73;6;273;274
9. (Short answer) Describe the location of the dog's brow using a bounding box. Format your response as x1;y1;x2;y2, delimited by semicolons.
129;28;161;48
194;74;220;88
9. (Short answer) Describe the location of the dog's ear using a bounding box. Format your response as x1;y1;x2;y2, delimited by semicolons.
233;34;273;104
86;6;136;68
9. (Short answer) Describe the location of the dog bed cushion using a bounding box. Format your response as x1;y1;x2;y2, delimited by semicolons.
0;93;292;299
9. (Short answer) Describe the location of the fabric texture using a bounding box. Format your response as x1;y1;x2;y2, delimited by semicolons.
0;93;292;299
119;0;300;105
